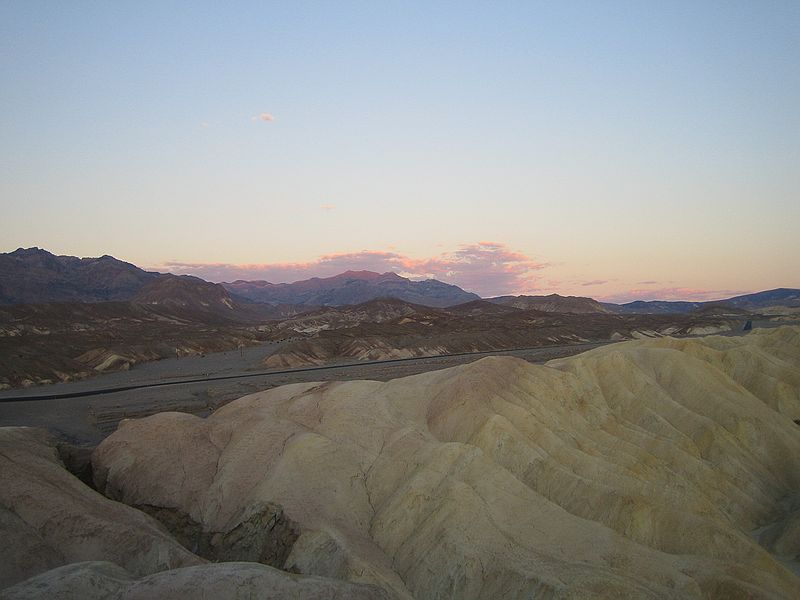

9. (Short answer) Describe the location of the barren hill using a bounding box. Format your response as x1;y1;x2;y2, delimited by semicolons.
488;293;610;313
0;280;284;388
269;298;436;336
132;274;237;314
263;300;743;369
11;326;786;599
0;248;159;304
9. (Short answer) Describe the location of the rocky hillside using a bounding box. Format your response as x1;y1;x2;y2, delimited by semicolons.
4;327;791;599
263;299;743;369
0;247;159;304
488;293;610;313
270;298;442;336
223;270;479;308
0;300;272;388
133;274;236;314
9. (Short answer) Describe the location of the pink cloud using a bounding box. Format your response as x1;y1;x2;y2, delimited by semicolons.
252;112;275;122
401;242;547;296
152;242;547;297
319;204;336;210
580;279;608;287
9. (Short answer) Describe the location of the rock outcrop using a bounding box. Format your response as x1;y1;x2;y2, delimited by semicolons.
0;428;201;589
91;326;800;599
134;501;299;567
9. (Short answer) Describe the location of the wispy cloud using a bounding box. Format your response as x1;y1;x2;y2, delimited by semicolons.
580;279;607;286
251;112;276;122
319;204;336;210
152;242;547;296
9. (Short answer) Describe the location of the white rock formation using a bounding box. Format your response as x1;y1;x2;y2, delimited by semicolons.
91;326;800;599
0;428;201;589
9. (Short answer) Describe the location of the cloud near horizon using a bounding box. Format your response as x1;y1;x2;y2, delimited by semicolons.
252;112;275;122
153;242;547;297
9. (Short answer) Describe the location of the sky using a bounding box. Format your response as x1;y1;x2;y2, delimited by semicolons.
1;1;798;301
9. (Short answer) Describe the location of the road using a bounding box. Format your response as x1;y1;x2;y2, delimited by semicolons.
0;341;612;403
0;340;612;444
0;320;780;445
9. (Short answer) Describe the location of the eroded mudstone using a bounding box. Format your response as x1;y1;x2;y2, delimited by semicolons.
136;501;299;567
0;428;201;590
90;326;800;599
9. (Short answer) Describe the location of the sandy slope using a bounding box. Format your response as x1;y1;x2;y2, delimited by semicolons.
88;326;800;599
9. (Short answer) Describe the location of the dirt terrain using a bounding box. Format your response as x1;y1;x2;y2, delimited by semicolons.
0;301;276;389
1;294;750;390
263;298;747;368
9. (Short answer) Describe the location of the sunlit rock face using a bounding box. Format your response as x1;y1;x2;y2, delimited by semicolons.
92;326;800;599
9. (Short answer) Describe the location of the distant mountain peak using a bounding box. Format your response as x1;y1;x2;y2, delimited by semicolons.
10;246;47;256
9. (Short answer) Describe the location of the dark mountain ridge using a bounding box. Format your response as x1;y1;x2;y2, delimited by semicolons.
222;270;479;308
0;249;479;309
2;248;797;314
608;288;800;314
0;247;159;304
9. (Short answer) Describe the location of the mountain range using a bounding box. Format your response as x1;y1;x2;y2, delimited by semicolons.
0;249;478;309
222;270;479;307
609;288;800;314
1;247;798;313
0;247;159;304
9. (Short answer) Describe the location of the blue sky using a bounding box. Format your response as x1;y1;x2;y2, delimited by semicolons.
1;1;798;299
